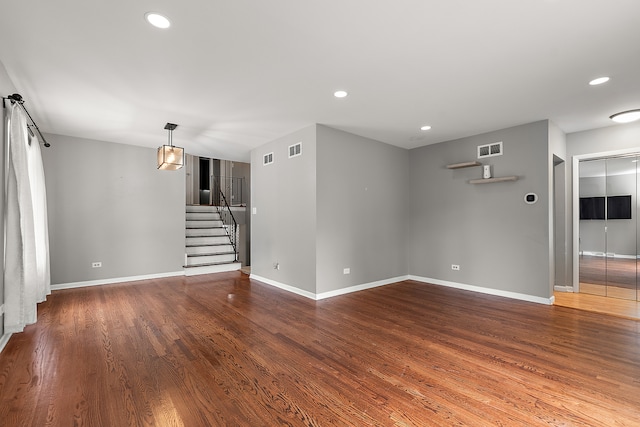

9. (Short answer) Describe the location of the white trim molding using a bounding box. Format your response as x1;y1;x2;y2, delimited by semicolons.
315;276;409;300
409;275;555;305
249;274;410;301
51;271;184;291
0;333;12;354
250;275;317;300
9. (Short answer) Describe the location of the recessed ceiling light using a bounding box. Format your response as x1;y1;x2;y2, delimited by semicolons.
420;125;432;131
610;109;640;124
589;77;609;86
145;12;171;29
334;90;348;98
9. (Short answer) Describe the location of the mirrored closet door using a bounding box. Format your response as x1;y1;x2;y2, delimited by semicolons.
578;155;639;301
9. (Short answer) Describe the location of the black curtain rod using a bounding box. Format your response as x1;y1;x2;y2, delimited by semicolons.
2;93;51;147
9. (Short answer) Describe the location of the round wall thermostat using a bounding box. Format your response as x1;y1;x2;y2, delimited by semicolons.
524;193;538;204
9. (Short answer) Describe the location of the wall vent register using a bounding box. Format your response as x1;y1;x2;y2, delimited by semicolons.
478;141;503;159
289;142;302;158
263;152;274;165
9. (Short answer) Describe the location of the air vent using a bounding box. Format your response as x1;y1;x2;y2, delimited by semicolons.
263;152;274;165
288;142;302;158
478;141;503;159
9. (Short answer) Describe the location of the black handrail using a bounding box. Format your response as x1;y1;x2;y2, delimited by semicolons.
212;175;239;261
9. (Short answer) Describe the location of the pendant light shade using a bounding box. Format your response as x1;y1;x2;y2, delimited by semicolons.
157;123;184;170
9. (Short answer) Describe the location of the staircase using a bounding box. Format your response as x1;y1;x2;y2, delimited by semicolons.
184;205;241;276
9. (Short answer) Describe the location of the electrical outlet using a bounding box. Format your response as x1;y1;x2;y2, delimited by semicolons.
343;268;350;275
92;262;102;268
451;264;460;271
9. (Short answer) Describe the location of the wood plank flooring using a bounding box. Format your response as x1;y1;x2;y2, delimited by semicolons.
1;272;640;426
554;291;640;320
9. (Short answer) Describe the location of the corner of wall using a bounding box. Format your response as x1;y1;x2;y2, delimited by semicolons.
249;124;318;294
314;126;409;294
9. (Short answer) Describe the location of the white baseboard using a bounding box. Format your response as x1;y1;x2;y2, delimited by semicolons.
554;285;574;292
51;271;185;291
408;275;555;305
250;275;317;300
316;275;410;300
0;333;12;354
249;274;410;300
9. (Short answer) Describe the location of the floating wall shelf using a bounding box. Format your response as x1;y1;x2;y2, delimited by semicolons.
469;176;518;184
446;161;482;169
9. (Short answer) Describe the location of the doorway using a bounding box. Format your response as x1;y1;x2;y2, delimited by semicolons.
578;155;639;301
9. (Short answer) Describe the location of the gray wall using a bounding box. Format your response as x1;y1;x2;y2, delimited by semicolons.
407;121;553;298
315;125;408;294
567;122;640;157
252;121;558;300
42;134;185;284
0;61;19;336
250;125;317;293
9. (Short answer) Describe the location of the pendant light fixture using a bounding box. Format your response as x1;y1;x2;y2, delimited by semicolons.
157;123;184;170
610;109;640;124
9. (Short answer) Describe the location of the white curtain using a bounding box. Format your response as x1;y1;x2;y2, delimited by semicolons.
4;102;51;334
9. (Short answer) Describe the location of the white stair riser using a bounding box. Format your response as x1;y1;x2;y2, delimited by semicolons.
186;212;222;221
186;245;234;255
187;236;230;245
186;220;224;228
186;206;219;213
186;228;227;237
184;262;242;276
186;253;237;265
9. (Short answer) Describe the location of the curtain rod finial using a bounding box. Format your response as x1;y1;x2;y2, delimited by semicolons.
8;93;23;103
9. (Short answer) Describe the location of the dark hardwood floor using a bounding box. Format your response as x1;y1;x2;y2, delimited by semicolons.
1;272;640;426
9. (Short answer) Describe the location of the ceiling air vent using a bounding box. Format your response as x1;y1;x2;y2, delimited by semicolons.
478;141;503;159
289;142;302;158
263;152;274;165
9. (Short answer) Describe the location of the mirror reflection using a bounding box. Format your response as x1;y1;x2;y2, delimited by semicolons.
578;156;638;301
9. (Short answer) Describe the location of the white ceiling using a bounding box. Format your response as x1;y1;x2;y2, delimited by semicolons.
1;0;640;162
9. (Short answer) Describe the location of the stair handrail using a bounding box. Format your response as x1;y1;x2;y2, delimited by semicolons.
211;175;239;261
